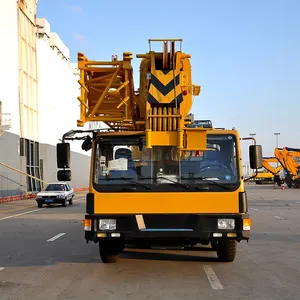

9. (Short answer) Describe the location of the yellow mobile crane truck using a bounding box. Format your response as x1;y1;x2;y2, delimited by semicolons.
56;39;262;263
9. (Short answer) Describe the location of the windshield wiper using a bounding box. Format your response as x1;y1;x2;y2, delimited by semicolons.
104;176;151;190
154;176;191;189
193;176;230;190
119;177;152;190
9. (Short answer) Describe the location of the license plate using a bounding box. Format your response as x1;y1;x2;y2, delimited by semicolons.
45;199;53;203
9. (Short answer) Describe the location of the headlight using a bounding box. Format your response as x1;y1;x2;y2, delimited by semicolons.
57;194;65;199
218;219;235;230
99;219;117;230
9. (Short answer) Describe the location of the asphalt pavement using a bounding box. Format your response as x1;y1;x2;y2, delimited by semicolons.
0;185;299;300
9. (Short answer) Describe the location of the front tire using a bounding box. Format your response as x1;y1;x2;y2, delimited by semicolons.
62;200;67;207
216;240;237;262
210;241;218;251
99;241;120;263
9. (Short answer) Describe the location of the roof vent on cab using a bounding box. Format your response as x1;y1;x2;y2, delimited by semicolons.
188;120;213;129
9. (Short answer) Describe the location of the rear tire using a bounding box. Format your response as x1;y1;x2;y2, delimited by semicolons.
216;240;237;262
294;178;300;189
274;175;282;186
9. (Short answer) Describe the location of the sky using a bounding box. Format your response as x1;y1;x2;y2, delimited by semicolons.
36;0;300;162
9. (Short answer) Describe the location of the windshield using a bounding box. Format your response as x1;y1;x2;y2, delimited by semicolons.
93;134;239;192
43;184;66;191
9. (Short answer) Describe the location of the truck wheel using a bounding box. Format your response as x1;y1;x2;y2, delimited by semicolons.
99;242;120;263
294;179;300;189
210;241;218;250
216;240;237;262
118;243;125;252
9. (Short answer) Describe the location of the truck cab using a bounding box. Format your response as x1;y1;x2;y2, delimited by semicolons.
56;121;262;263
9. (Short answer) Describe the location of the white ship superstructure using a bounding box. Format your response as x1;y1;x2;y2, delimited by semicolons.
0;1;95;197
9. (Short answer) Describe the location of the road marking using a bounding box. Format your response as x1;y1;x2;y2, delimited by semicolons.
250;208;258;211
47;233;66;242
0;208;45;221
0;268;4;271
0;205;36;214
77;197;86;201
274;215;284;220
203;265;224;290
0;196;84;222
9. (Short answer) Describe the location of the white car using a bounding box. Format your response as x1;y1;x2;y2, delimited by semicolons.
36;182;75;208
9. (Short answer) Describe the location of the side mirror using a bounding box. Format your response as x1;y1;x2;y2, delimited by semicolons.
249;145;263;169
57;170;72;181
57;143;70;168
81;136;92;152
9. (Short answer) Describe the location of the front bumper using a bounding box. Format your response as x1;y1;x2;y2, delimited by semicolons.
84;214;251;243
36;198;65;204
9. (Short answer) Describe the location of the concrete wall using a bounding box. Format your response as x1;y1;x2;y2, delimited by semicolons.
0;132;90;197
0;131;90;196
0;132;27;197
40;143;90;190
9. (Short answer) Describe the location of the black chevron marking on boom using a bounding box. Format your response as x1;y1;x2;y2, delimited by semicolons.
170;93;184;104
150;73;180;96
147;93;159;104
147;93;184;104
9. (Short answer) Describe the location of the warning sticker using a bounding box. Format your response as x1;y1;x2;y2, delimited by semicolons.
108;158;128;171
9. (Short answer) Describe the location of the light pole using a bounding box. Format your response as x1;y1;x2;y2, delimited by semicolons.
274;132;280;168
249;133;256;145
274;132;280;148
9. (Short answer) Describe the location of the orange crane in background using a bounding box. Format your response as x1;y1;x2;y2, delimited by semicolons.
274;147;300;188
261;157;283;186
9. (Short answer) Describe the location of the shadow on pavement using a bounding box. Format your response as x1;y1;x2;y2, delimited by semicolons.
121;249;219;262
0;243;219;268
